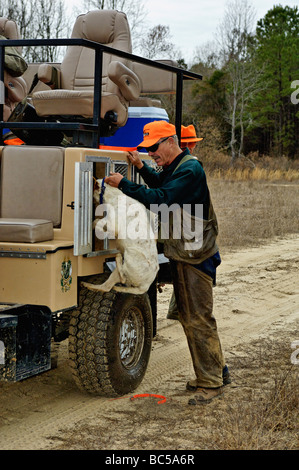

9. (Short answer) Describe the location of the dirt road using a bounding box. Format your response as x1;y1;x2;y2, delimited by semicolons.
0;235;298;450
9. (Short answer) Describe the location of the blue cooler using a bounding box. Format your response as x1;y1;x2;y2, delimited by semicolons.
2;128;10;137
100;106;169;151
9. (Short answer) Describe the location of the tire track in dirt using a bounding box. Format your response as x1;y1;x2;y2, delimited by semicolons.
0;322;192;450
0;236;298;450
214;237;299;347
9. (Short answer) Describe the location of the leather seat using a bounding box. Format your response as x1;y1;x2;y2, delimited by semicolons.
32;10;141;132
0;145;64;243
0;17;28;121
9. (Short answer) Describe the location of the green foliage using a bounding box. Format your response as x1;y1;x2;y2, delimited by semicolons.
190;4;299;160
251;5;299;158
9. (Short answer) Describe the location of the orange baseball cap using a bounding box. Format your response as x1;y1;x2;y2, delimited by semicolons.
137;120;176;149
181;124;203;143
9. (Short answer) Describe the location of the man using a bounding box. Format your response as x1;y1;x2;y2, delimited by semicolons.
105;120;228;404
167;124;203;320
180;124;203;152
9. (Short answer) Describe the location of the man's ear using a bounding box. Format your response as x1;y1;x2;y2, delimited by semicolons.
168;136;176;145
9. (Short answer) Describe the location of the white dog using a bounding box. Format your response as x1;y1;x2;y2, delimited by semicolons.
82;178;159;294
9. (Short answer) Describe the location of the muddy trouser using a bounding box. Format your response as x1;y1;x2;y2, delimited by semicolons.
170;260;225;389
168;289;178;316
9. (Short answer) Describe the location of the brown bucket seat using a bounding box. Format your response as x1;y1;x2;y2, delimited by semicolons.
31;10;141;135
0;17;28;121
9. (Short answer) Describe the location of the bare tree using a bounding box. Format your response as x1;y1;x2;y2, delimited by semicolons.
82;0;148;50
217;0;257;164
33;0;68;62
0;0;68;62
0;0;33;41
81;0;182;62
139;24;176;59
193;40;221;70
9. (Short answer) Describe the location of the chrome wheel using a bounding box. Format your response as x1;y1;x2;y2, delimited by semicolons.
119;307;145;369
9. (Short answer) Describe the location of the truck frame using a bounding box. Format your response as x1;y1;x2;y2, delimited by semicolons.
0;18;201;396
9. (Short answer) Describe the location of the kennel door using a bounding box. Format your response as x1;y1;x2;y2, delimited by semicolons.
74;162;93;256
111;160;128;178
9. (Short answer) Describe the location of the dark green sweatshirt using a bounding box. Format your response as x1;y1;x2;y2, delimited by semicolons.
118;149;220;280
118;149;210;219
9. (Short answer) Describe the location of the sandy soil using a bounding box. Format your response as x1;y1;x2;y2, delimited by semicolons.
0;235;298;450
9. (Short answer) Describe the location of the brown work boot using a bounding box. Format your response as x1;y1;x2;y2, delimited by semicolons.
167;291;180;320
186;365;231;390
188;387;223;405
166;311;180;320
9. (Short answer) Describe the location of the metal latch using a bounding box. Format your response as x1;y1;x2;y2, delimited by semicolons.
67;201;75;210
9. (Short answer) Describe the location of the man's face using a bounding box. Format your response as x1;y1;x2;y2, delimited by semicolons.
181;142;197;153
148;137;172;166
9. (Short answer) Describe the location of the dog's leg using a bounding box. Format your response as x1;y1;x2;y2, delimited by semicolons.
82;268;122;292
115;253;126;284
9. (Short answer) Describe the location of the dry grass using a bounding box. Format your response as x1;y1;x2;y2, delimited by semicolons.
194;149;299;251
202;159;299;450
199;334;299;450
198;148;299;182
52;328;299;450
209;179;299;252
212;166;299;182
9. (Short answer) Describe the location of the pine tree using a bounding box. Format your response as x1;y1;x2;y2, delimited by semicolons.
252;5;299;158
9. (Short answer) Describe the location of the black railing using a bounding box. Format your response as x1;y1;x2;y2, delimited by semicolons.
0;38;202;148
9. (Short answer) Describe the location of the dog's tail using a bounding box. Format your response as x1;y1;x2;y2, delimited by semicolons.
82;281;147;295
112;285;147;294
81;281;109;292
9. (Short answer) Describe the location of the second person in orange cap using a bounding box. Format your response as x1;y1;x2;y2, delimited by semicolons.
180;124;203;153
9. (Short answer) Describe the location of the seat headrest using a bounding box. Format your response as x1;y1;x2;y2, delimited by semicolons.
72;10;132;51
0;17;20;39
0;17;22;53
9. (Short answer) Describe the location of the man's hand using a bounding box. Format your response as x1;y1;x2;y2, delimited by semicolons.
105;172;124;187
127;151;144;170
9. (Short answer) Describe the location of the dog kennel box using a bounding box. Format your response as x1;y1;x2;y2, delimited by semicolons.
100;106;169;150
0;304;52;382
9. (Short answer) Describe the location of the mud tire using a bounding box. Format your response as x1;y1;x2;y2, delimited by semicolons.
68;280;153;396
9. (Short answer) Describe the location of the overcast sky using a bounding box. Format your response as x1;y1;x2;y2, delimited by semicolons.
66;0;299;64
144;0;299;63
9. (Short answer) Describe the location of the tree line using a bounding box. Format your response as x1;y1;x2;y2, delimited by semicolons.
0;0;176;62
1;0;298;161
186;2;299;161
